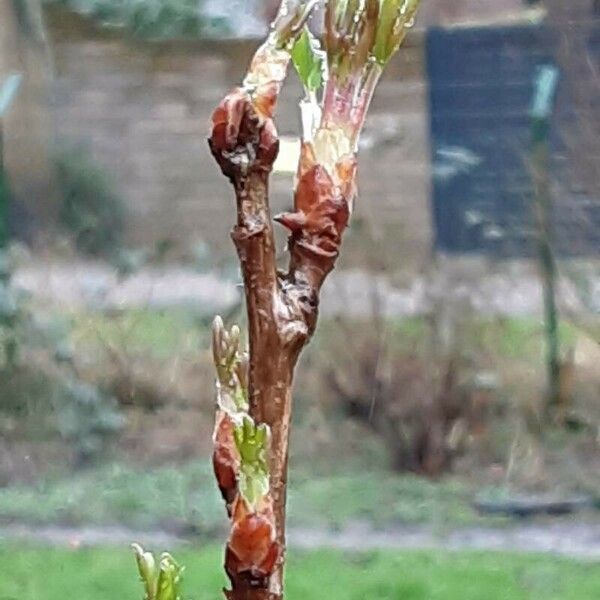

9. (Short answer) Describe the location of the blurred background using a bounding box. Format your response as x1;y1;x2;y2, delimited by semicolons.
1;0;600;598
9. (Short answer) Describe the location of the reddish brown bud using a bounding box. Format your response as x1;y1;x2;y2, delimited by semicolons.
253;82;279;120
226;497;280;580
277;159;351;262
258;119;280;170
211;88;248;151
336;154;358;205
209;89;280;181
213;412;240;508
273;211;306;233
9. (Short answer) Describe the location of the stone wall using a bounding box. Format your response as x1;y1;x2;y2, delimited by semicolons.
46;10;432;270
1;0;59;240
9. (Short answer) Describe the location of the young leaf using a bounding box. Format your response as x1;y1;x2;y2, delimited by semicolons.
234;416;270;507
132;545;184;600
156;553;184;600
133;543;158;600
372;0;421;65
291;27;325;93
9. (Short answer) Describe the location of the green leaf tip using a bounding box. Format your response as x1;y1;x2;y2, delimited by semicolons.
372;0;421;65
132;544;184;600
157;553;184;600
234;416;270;507
212;316;249;413
292;27;326;93
133;543;157;600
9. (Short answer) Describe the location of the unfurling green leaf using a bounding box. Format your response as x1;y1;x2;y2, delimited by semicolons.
133;544;184;600
372;0;421;65
212;317;249;413
234;416;270;507
292;27;326;93
156;553;184;600
325;0;377;83
133;543;158;600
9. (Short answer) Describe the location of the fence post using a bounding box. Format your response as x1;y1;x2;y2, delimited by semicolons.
530;65;560;414
0;73;23;252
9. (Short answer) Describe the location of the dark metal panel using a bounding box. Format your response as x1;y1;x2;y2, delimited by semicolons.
426;23;600;257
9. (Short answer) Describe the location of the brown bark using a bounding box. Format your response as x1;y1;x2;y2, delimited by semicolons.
230;156;298;598
209;83;353;597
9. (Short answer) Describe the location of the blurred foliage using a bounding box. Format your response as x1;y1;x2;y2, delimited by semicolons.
53;380;124;465
0;248;54;375
3;545;600;600
0;247;123;465
0;300;598;544
0;257;23;370
72;308;209;360
3;368;123;465
72;310;433;368
55;145;125;258
305;308;596;484
45;0;231;39
70;307;211;411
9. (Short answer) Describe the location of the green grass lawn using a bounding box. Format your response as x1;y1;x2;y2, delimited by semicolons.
1;545;598;599
0;463;497;532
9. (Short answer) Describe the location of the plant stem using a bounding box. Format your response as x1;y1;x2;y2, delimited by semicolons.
210;80;356;600
231;168;298;597
208;2;422;596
